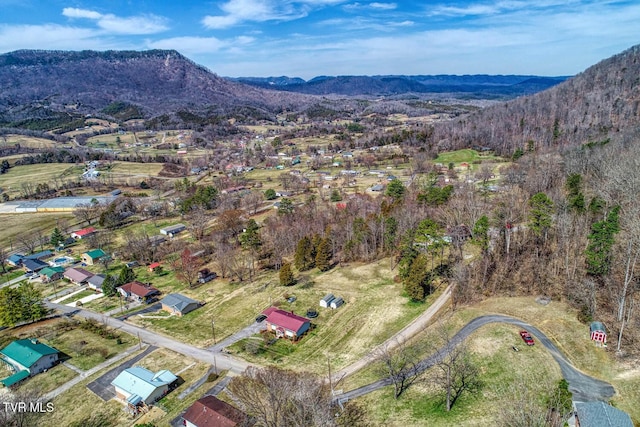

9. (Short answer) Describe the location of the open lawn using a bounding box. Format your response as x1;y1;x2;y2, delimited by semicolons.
433;149;502;167
342;296;640;426
19;363;77;394
44;321;135;370
0;213;76;248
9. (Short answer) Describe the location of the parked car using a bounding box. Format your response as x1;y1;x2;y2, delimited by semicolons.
519;330;534;346
255;314;267;323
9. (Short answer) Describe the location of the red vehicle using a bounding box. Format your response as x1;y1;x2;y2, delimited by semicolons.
520;330;535;346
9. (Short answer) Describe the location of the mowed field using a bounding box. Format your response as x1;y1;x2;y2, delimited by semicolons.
0;212;75;245
0;163;83;199
1;135;59;150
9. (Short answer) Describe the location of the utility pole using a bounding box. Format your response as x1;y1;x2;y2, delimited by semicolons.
327;355;333;396
211;318;216;345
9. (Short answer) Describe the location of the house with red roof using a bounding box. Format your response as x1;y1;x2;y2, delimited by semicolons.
182;395;253;427
118;281;160;303
71;227;96;240
262;307;311;340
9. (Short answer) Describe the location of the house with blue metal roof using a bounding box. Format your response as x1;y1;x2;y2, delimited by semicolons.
161;293;200;316
0;339;59;387
569;401;633;427
111;366;177;411
7;254;24;267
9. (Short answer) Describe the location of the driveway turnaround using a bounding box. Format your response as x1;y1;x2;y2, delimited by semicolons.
335;314;615;404
87;345;157;401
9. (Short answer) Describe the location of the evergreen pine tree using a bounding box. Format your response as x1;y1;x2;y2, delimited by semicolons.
315;237;332;272
50;227;65;247
279;262;295;286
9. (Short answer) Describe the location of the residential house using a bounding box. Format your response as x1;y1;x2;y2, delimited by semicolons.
182;395;253;427
198;268;217;284
63;267;94;285
118;281;160;303
22;259;49;274
81;249;107;265
370;184;384;192
111;366;177;413
319;294;335;308
569;401;633;427
262;307;311;340
0;339;59;387
159;224;186;237
7;254;24;267
24;250;53;261
87;274;106;292
161;293;200;316
590;321;607;346
39;266;65;283
71;227;96;239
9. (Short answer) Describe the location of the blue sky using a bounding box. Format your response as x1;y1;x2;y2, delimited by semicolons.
0;0;638;79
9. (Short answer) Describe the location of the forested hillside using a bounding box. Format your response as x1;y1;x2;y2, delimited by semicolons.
429;44;640;156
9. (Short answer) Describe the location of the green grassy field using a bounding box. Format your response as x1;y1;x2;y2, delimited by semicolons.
0;213;76;249
0;163;84;199
45;323;135;370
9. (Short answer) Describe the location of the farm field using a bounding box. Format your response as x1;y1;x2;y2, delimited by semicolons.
0;212;75;245
1;135;59;149
0;163;84;199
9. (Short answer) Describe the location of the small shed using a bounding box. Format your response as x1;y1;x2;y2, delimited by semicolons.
590;321;607;346
148;262;162;272
319;294;335;308
330;297;344;309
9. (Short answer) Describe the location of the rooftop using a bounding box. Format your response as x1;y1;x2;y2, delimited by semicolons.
162;293;198;312
0;339;58;368
264;308;310;333
574;401;633;427
182;395;249;427
111;366;176;401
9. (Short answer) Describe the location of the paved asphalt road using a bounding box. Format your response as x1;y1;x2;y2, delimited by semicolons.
46;302;251;375
86;345;158;400
336;314;615;404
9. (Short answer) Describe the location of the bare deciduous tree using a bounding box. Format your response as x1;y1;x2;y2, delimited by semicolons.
374;337;423;399
227;366;334;427
433;325;482;411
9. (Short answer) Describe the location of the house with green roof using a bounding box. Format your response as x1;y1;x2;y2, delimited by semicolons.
81;248;107;265
0;339;59;387
39;266;65;283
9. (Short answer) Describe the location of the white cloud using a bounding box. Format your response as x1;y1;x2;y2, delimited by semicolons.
62;8;103;19
62;7;168;35
146;35;256;54
202;0;347;29
369;2;397;10
0;24;129;52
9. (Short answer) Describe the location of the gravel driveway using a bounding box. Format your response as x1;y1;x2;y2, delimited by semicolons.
336;314;615;404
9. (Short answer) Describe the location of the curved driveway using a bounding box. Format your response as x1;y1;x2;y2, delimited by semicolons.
336;314;615;404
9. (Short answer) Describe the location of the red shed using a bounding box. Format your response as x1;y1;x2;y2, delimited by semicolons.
590;321;607;346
